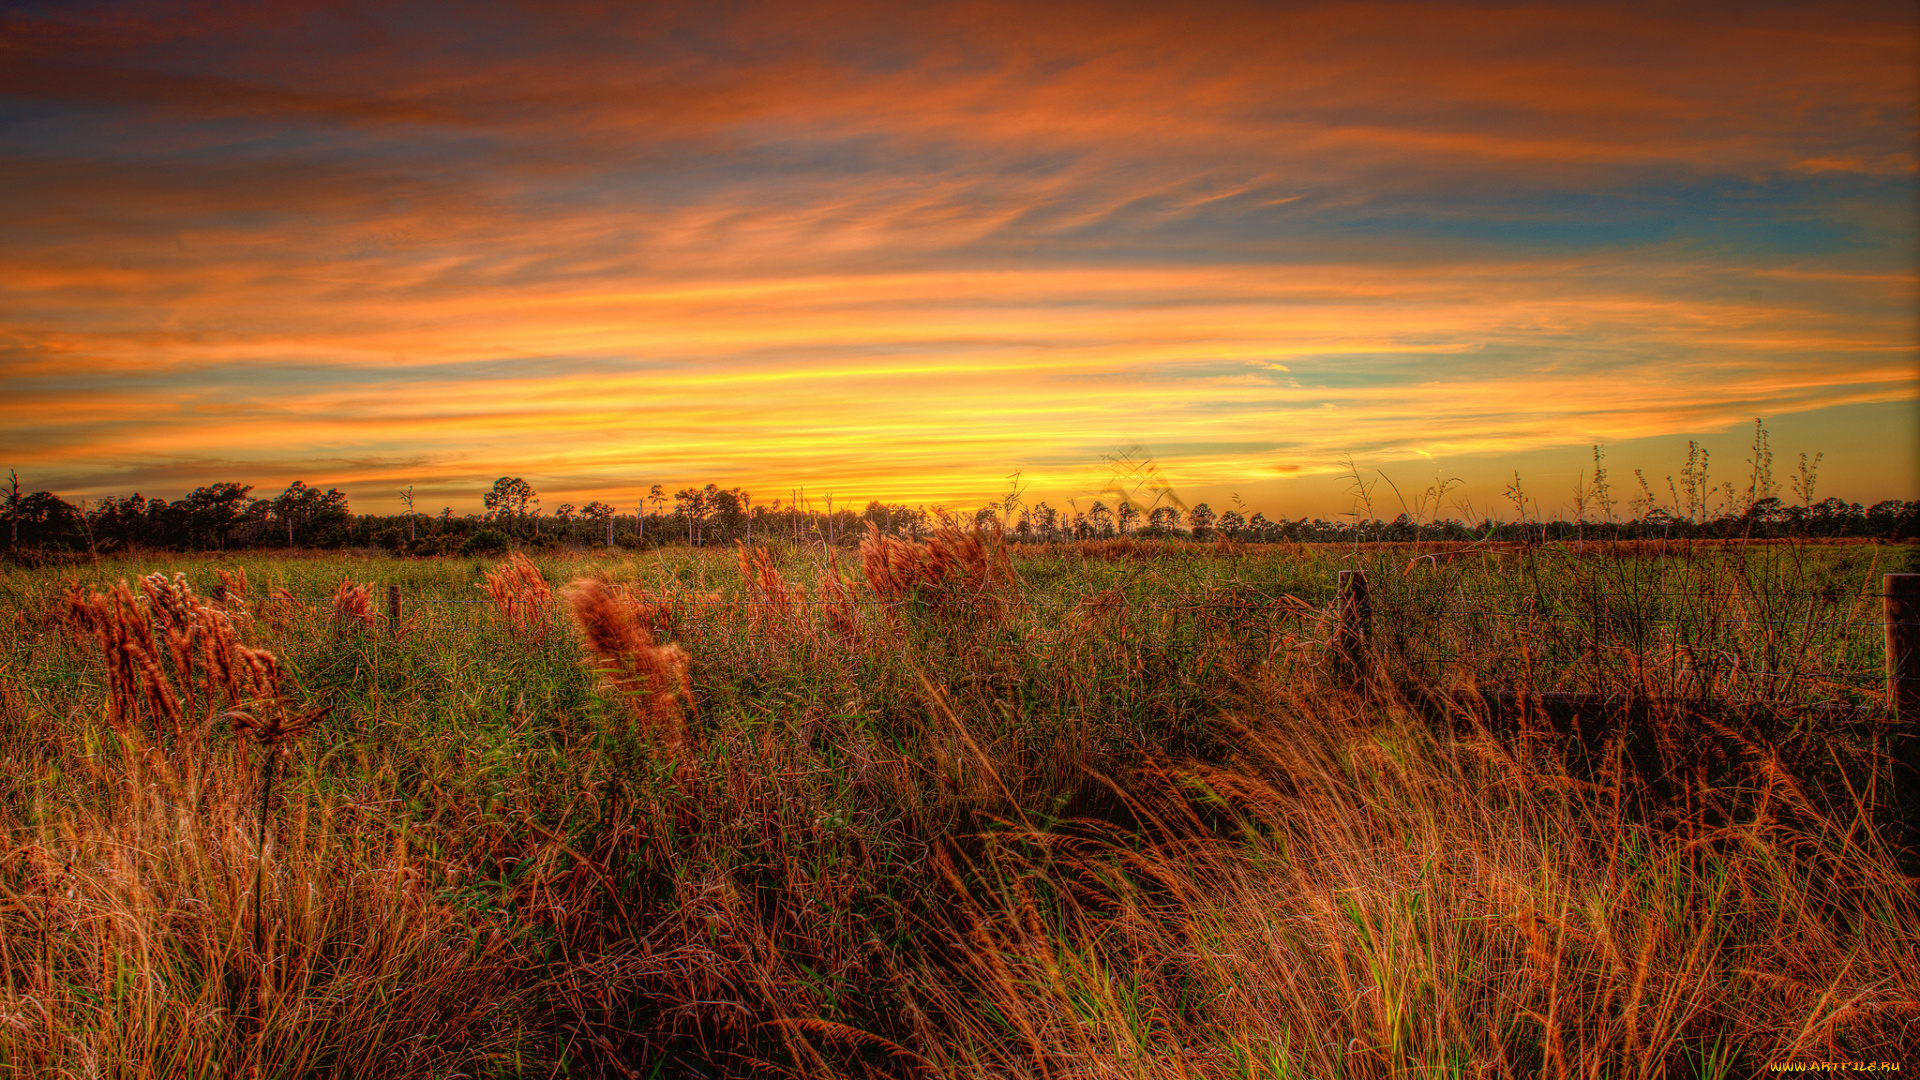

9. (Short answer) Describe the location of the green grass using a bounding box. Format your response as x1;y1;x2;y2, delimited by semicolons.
0;537;1913;1077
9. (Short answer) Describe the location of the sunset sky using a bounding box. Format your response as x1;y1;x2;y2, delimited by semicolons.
2;0;1915;521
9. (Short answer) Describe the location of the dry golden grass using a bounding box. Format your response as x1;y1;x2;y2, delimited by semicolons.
859;520;1013;619
737;540;803;637
328;576;377;634
888;687;1920;1077
481;550;552;636
214;565;250;606
2;543;1911;1077
566;577;695;753
822;546;862;642
0;753;530;1077
251;585;299;632
2;571;529;1076
59;574;281;759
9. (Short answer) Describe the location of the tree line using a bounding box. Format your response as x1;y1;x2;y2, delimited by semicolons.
3;468;1915;559
4;475;355;554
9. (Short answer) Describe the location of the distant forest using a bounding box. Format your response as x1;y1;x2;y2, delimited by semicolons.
5;468;1917;558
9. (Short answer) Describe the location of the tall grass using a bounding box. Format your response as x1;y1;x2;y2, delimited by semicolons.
897;688;1917;1075
0;539;1911;1076
6;572;528;1076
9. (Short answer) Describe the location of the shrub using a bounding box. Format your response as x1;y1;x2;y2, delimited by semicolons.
404;533;462;557
458;528;510;556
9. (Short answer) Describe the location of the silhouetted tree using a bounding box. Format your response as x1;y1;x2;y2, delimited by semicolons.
1188;502;1215;540
484;477;537;531
8;491;83;547
274;482;351;546
182;483;253;549
674;486;710;545
1088;501;1114;538
582;501;614;544
707;487;749;543
398;485;416;541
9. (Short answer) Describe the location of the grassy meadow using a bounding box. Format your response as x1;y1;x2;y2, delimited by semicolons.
0;533;1915;1077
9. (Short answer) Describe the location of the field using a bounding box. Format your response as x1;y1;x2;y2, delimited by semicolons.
1;534;1915;1078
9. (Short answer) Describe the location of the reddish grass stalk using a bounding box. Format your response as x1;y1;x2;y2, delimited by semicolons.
566;578;694;752
482;552;553;637
330;577;378;633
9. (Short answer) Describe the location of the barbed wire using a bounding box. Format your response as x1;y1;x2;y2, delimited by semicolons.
1386;589;1896;603
243;592;1905;626
1390;608;1886;629
20;583;1899;703
1403;654;1886;687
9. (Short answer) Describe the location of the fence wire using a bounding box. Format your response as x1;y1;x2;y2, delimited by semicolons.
223;581;1898;700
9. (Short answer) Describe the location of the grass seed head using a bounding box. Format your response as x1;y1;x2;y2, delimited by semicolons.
330;577;378;632
482;551;553;636
566;578;693;752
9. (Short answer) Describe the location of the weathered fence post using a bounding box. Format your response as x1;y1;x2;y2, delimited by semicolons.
1337;569;1371;673
387;583;402;638
1888;573;1919;721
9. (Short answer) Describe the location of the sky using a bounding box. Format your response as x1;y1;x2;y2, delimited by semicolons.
2;0;1915;522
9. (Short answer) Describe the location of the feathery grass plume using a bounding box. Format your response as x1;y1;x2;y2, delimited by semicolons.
253;585;298;632
63;575;258;749
858;519;1013;617
736;541;801;638
140;570;196;627
141;570;238;714
329;577;377;634
821;545;861;642
228;699;325;981
566;578;693;751
61;573;300;810
213;566;253;625
65;579;179;740
214;566;249;605
58;577;89;629
481;551;553;636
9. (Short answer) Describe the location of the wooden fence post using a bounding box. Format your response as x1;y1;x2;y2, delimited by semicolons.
1888;573;1919;721
387;584;402;638
1337;569;1371;672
